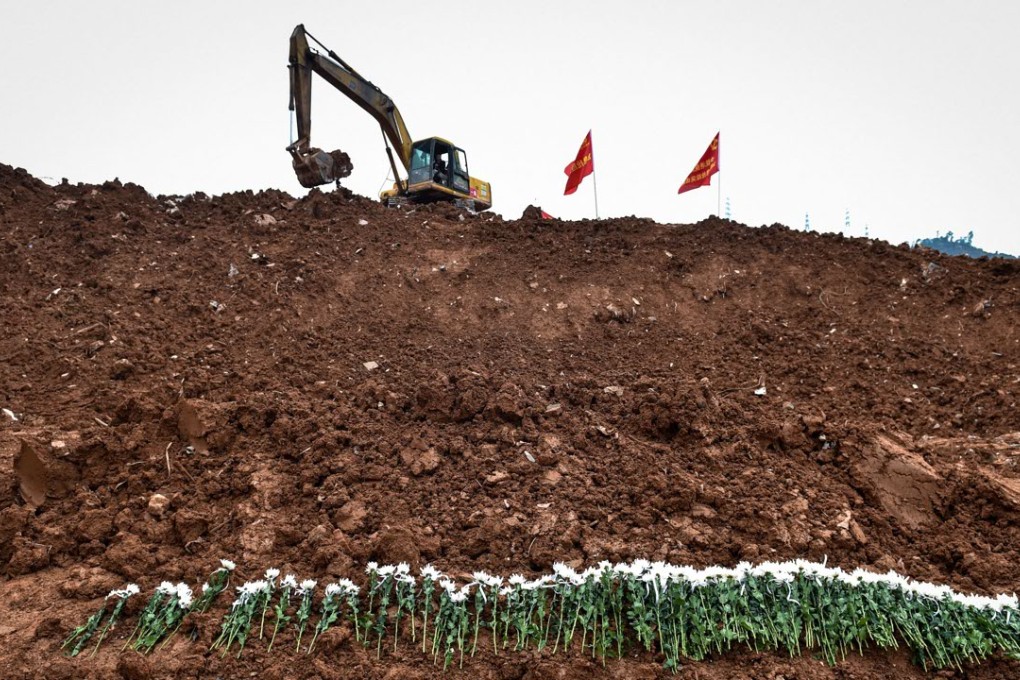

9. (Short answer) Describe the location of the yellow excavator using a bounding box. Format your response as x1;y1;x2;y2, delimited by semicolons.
287;24;492;211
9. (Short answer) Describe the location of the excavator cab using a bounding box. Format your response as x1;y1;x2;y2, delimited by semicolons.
408;138;470;195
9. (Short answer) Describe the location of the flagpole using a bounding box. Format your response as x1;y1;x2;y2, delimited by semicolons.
716;132;722;217
717;171;721;217
592;130;600;219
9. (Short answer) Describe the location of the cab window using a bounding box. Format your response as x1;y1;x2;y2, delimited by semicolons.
411;145;432;171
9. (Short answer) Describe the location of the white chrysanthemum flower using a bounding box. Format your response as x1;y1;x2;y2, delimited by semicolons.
420;565;442;581
176;583;194;608
849;568;883;586
908;581;950;600
553;563;583;585
264;568;280;582
472;571;503;588
817;566;840;581
439;578;457;593
108;584;140;599
676;565;699;583
880;571;909;589
220;559;236;571
835;570;860;586
325;583;342;597
997;593;1019;610
365;562;379;574
337;578;359;594
648;562;673;585
507;574;526;586
523;575;554;591
299;579;317;593
157;581;176;595
827;566;850;582
233;581;263;606
703;565;736;581
239;579;269;596
792;559;821;577
201;582;210;594
450;590;468;603
952;593;981;608
395;563;410;574
281;574;299;589
376;564;396;577
980;596;1001;611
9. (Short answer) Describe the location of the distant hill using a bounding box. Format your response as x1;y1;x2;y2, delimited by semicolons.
916;231;1016;259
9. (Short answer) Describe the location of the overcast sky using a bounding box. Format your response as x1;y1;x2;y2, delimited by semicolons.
2;1;1017;255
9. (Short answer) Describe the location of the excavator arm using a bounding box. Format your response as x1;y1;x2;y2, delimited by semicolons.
287;24;412;189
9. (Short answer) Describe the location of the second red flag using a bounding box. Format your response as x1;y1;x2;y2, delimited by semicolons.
678;133;720;195
564;131;594;195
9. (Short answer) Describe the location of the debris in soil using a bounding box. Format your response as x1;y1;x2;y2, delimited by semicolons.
0;161;1018;678
147;494;171;517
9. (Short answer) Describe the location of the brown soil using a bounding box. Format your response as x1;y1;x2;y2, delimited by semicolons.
1;162;1019;679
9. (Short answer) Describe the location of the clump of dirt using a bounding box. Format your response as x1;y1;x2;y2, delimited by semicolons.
0;161;1019;678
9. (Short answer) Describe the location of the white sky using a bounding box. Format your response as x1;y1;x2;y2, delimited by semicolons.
1;1;1017;255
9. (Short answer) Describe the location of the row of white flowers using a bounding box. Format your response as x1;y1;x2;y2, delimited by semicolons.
65;558;1020;671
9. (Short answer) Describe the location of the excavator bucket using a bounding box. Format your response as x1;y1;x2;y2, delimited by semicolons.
290;148;353;188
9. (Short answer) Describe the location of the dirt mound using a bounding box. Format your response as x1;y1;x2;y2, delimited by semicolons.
1;161;1019;678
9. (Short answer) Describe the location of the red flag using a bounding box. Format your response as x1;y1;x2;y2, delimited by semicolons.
563;131;594;195
540;210;554;220
678;133;720;195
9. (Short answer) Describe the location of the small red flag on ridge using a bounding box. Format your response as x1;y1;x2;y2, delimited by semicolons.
564;131;594;196
678;133;720;195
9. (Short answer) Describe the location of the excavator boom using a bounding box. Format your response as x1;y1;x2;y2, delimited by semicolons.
288;24;410;189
